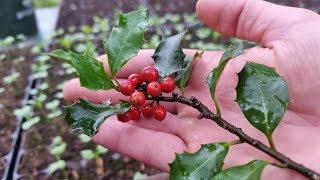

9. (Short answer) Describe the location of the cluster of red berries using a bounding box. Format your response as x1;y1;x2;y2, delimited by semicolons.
117;66;176;122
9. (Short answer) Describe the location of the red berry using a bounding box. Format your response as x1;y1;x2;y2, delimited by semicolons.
117;111;133;122
141;104;155;117
130;107;141;120
141;66;159;83
153;105;166;121
130;92;146;107
120;81;135;96
160;77;176;93
128;74;143;86
147;82;162;97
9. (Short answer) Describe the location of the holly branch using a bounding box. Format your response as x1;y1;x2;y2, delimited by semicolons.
149;93;320;180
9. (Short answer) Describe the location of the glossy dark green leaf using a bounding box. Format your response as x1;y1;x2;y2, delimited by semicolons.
47;50;116;91
176;51;203;95
65;99;131;137
153;32;186;78
169;143;230;180
104;9;149;77
235;62;289;138
212;160;267;180
206;42;244;115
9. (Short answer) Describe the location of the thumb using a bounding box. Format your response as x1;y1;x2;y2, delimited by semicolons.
196;0;316;47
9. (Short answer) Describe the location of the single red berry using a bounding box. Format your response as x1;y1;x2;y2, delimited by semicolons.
160;77;176;93
128;74;143;86
120;81;135;96
147;82;162;97
117;111;133;122
141;103;155;117
130;107;141;120
153;105;166;121
130;92;146;107
141;66;159;83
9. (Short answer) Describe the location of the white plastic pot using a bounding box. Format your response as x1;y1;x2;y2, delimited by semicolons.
35;6;60;43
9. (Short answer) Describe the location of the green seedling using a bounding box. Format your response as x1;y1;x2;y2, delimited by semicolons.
45;100;62;119
196;27;212;39
14;105;40;130
80;145;108;161
47;136;68;178
3;72;20;85
78;134;91;143
0;36;15;46
133;172;148;180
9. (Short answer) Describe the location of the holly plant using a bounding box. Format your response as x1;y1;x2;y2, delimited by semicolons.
47;9;320;180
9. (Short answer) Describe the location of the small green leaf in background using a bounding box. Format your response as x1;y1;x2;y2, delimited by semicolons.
47;110;63;119
48;160;66;174
38;82;49;90
3;72;20;85
22;116;40;130
169;143;230;180
45;100;60;110
235;62;289;148
65;99;131;137
78;134;91;143
153;32;186;79
212;160;267;180
14;105;31;117
96;145;108;154
133;171;148;180
0;54;6;61
104;9;149;77
206;42;244;115
50;143;67;156
81;149;95;160
52;136;63;145
196;27;211;39
47;50;117;91
0;88;4;94
176;51;203;96
37;55;50;63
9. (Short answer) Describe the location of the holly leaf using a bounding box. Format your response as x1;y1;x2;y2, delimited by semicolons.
212;160;267;180
235;62;289;139
206;42;244;115
169;143;230;180
176;51;203;95
64;99;131;137
47;50;116;91
104;9;149;77
153;32;186;78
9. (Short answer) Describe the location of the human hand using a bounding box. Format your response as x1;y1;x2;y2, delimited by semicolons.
63;0;320;179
